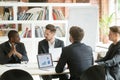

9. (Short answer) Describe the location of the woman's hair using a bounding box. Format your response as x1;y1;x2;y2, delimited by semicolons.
80;65;105;80
69;26;84;42
110;26;120;35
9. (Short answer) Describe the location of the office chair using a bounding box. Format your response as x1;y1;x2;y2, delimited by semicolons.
80;65;105;80
0;69;33;80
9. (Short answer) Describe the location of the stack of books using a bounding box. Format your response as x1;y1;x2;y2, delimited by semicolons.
18;7;49;20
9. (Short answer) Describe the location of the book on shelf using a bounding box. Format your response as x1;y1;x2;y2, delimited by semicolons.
31;11;40;20
22;13;29;20
0;24;16;29
45;8;49;20
76;0;90;3
19;27;32;38
52;9;65;20
29;0;47;2
37;8;47;20
35;26;44;38
37;10;43;20
56;26;65;37
29;0;72;3
48;0;65;3
18;7;48;20
27;30;32;37
26;13;33;20
18;12;32;20
0;7;13;20
0;24;16;36
0;0;19;2
3;12;9;20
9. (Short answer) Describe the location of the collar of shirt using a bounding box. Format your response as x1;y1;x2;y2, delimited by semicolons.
8;42;17;48
48;39;55;49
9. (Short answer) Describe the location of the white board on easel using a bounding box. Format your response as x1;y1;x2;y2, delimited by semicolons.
67;5;99;51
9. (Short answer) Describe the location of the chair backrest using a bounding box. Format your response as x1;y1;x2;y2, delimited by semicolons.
0;69;33;80
80;65;105;80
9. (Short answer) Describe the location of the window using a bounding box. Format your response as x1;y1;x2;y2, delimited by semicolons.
109;0;120;25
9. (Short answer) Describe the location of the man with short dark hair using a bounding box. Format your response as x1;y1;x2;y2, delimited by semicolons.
38;24;68;80
55;26;93;80
38;24;64;54
0;30;28;64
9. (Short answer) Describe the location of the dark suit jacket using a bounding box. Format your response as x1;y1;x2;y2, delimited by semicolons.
0;41;29;64
96;41;120;80
38;38;64;54
55;42;93;80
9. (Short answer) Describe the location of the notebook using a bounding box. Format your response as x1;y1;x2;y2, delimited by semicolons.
37;54;55;70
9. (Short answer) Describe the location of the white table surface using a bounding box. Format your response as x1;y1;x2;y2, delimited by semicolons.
0;62;69;76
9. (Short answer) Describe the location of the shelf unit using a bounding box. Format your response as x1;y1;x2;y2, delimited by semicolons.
0;2;71;62
0;3;69;39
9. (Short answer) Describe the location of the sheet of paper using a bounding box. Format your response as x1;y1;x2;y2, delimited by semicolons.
49;48;62;61
5;64;21;67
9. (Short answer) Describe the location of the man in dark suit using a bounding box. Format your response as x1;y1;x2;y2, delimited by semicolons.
55;26;94;80
38;24;64;54
38;38;64;54
38;24;68;80
0;30;28;64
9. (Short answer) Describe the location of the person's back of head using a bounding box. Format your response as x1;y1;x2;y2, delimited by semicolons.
69;26;84;43
80;65;105;80
0;69;33;80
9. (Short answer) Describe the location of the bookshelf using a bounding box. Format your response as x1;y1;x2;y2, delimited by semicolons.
0;3;68;38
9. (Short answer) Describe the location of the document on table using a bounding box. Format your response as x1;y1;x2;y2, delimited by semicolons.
5;64;21;67
49;48;62;61
5;63;27;67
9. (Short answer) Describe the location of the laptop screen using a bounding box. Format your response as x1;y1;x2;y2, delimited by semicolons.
37;54;53;68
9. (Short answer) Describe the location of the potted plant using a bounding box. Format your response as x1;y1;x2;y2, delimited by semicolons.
99;13;114;44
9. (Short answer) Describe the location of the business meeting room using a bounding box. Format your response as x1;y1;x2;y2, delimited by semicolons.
0;0;120;80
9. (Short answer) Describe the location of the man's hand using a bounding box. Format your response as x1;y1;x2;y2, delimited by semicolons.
8;43;22;59
8;43;16;57
14;51;22;59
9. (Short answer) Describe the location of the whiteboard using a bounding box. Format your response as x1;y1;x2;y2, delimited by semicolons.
67;5;99;51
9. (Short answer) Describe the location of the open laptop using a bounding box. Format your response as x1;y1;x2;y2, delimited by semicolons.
37;54;55;70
